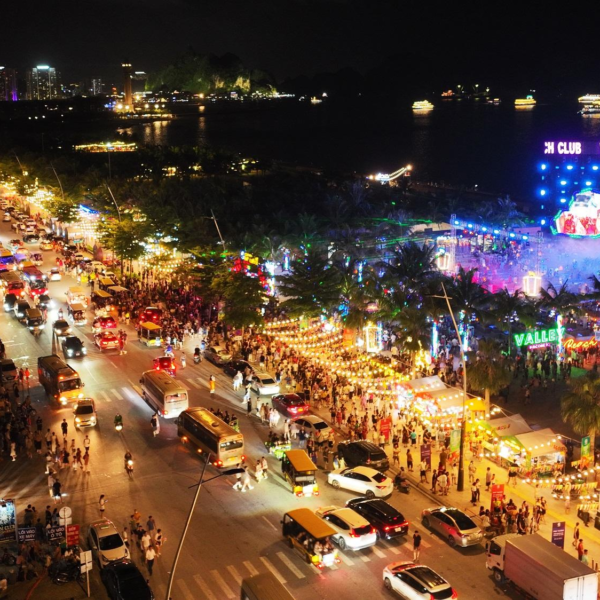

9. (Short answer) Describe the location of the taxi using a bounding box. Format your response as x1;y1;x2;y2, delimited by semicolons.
95;331;120;351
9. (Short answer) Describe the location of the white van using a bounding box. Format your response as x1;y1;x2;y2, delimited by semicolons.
139;370;188;418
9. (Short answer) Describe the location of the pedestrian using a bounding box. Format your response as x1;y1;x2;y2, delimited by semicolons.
246;396;252;417
10;441;16;461
573;522;580;547
141;531;151;555
151;413;160;437
83;451;90;473
52;479;62;504
99;494;107;514
564;495;571;514
60;419;68;439
471;479;480;506
419;460;428;483
413;530;421;561
260;456;268;479
241;467;254;492
232;470;243;491
209;375;216;396
392;444;400;467
146;516;156;539
581;548;590;565
155;529;165;556
255;460;264;482
577;539;584;561
485;467;493;492
83;434;90;453
406;449;413;472
146;545;156;575
468;460;476;483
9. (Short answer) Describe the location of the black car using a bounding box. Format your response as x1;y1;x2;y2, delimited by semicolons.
53;319;72;336
222;359;254;378
62;335;86;359
14;300;31;321
3;292;17;312
337;441;390;472
346;498;409;540
37;294;53;310
101;559;154;600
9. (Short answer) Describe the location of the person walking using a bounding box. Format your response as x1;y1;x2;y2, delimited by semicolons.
141;531;151;556
209;375;216;397
419;460;428;483
83;451;90;473
122;527;129;549
471;479;480;506
60;419;68;439
146;516;156;539
146;545;156;575
232;470;243;491
151;413;160;437
83;435;90;453
155;529;165;556
581;549;590;565
573;522;580;547
406;449;414;472
99;494;107;514
413;530;422;561
485;467;493;492
52;479;62;505
241;467;254;492
577;538;584;561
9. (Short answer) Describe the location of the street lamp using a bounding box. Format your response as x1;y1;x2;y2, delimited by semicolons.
165;455;243;600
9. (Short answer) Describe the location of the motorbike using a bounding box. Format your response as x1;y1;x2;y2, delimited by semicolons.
193;348;202;364
394;474;410;494
0;550;16;566
49;560;81;585
114;414;123;432
126;459;134;478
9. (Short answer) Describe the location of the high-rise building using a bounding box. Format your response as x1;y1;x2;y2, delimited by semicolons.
0;67;17;101
91;78;104;96
26;65;59;100
132;71;147;94
122;61;132;106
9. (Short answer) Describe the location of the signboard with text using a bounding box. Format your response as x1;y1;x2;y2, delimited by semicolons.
552;522;566;549
0;500;16;543
17;527;36;543
420;444;431;470
581;436;591;469
66;524;80;547
46;526;65;541
490;484;504;513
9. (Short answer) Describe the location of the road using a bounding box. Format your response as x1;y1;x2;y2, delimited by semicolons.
0;222;520;600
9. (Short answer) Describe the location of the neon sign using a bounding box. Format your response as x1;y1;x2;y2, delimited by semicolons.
544;142;582;155
564;338;598;352
514;327;562;347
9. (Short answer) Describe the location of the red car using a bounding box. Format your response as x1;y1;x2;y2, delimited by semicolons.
153;356;176;376
271;393;310;417
140;307;162;323
95;331;120;350
92;316;118;333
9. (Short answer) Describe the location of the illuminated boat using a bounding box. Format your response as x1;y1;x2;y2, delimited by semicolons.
579;104;600;115
578;94;600;105
514;95;536;107
412;100;434;111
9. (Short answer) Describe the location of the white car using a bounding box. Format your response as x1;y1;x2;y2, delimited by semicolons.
328;466;394;498
293;415;335;441
315;506;377;551
251;372;280;396
2;214;10;222
48;268;62;281
383;562;457;599
88;519;129;568
89;260;104;271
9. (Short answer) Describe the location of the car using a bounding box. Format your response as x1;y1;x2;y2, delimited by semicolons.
328;466;394;498
293;415;335;442
73;253;86;263
9;239;22;252
53;319;72;336
14;300;31;321
383;562;457;599
3;293;17;312
421;506;483;548
92;316;118;333
2;213;10;222
346;498;409;539
88;260;104;272
73;398;97;428
250;372;280;396
88;519;129;568
39;240;53;251
62;335;87;358
315;506;377;551
47;268;62;281
139;306;163;323
95;331;120;350
23;234;39;244
153;355;177;376
101;559;154;600
337;441;390;472
271;393;310;417
37;294;54;310
0;359;18;383
30;253;43;266
204;345;231;365
222;359;254;378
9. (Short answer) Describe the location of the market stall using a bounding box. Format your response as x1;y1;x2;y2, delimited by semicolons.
514;428;566;479
477;414;533;466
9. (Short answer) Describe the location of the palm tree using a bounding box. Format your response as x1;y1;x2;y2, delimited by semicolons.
467;339;512;413
444;266;489;321
380;241;438;291
562;371;600;461
537;282;582;315
490;288;535;355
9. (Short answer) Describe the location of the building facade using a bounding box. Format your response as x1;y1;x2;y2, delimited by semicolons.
26;65;59;100
0;67;17;101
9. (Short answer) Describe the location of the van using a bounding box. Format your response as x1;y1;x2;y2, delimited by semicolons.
139;370;188;418
337;441;390;472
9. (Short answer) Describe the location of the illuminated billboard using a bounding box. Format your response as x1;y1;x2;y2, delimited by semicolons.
554;189;600;236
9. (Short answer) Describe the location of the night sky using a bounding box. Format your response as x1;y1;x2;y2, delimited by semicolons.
3;1;600;90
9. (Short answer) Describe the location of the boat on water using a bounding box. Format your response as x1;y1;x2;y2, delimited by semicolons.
412;100;434;111
487;98;501;105
578;94;600;105
514;95;536;107
579;104;600;115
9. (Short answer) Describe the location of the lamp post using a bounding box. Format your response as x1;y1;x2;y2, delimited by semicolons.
165;455;243;600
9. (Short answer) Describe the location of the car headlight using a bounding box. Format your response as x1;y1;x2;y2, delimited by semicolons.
39;324;45;329
60;396;67;403
75;417;81;423
90;418;96;424
67;350;73;356
28;326;33;330
82;348;87;354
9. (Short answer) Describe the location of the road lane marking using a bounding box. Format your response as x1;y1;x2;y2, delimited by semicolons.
261;516;277;531
210;570;235;598
420;539;432;548
122;387;137;399
243;561;259;576
176;579;197;600
178;380;190;391
110;389;124;400
372;546;386;558
276;551;305;579
192;574;218;600
338;553;354;566
132;384;142;395
98;390;112;403
359;554;371;562
185;378;201;389
388;546;401;555
259;556;287;584
226;565;242;586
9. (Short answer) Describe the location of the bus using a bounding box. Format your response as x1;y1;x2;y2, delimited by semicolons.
38;354;85;406
241;573;295;600
0;250;16;271
178;407;244;468
139;370;188;419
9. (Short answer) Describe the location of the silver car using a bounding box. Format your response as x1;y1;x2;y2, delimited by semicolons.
421;507;483;548
204;345;231;365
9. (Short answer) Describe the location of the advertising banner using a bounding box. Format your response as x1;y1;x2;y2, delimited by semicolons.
449;429;461;460
0;500;16;544
420;444;432;470
66;524;80;548
490;484;505;513
552;522;566;549
46;526;66;542
17;527;36;543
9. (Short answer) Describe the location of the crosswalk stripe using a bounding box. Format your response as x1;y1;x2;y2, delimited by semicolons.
193;574;218;600
185;378;201;389
276;551;305;579
388;546;401;555
210;570;235;599
421;539;432;548
98;390;112;403
259;556;287;584
176;579;197;600
372;546;386;558
226;565;243;586
132;384;142;395
111;389;124;400
178;380;190;391
243;561;259;577
359;554;371;562
122;387;137;399
339;553;354;566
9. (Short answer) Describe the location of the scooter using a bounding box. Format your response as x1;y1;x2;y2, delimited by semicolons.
193;349;202;364
394;474;410;494
126;459;134;478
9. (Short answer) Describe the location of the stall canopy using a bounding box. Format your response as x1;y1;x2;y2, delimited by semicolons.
487;414;532;437
417;388;485;413
402;376;447;393
514;428;566;457
108;285;129;293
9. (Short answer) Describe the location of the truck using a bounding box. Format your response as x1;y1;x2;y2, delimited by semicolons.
486;533;598;600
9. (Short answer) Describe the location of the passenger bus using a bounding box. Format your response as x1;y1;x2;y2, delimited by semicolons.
38;354;85;405
241;573;295;600
139;370;188;419
178;407;244;468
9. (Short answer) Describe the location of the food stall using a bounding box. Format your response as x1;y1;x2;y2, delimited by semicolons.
513;428;566;479
477;414;533;467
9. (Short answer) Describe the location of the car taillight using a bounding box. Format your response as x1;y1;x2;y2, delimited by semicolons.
376;485;387;490
349;530;360;538
370;527;376;534
451;590;458;599
400;521;408;527
366;458;371;463
384;525;391;531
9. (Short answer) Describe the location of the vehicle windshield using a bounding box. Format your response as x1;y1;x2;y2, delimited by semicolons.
98;533;123;551
58;379;82;392
261;378;276;385
286;397;305;406
372;472;388;483
1;363;15;372
313;422;328;430
446;510;477;530
76;405;94;414
220;439;243;451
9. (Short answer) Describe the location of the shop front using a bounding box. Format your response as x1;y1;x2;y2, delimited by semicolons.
513;429;566;480
478;414;533;467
